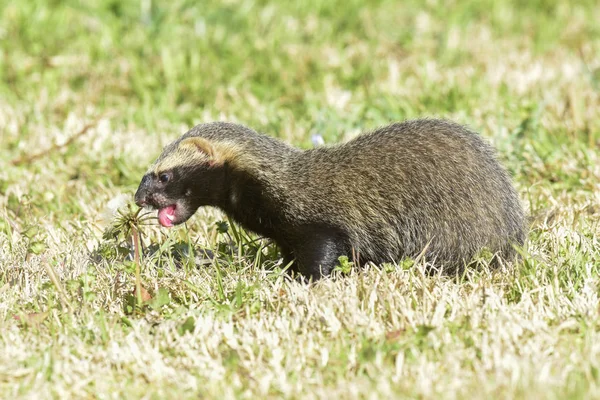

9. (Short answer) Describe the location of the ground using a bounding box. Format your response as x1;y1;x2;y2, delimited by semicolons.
0;0;599;398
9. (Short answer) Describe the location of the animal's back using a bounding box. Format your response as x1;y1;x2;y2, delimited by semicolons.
284;119;524;270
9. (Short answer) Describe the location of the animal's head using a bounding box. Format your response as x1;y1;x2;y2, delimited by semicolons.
134;136;228;227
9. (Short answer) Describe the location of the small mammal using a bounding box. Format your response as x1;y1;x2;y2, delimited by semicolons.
134;119;525;279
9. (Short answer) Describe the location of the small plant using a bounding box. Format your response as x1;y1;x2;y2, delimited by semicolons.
334;255;353;274
101;203;153;309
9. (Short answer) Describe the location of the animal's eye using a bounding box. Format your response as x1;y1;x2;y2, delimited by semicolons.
159;173;170;183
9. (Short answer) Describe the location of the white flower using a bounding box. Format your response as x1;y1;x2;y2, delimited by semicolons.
311;134;325;147
101;193;130;223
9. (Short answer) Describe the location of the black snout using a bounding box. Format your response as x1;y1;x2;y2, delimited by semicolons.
134;174;152;207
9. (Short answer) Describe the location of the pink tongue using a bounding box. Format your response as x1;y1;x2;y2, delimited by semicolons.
158;205;176;227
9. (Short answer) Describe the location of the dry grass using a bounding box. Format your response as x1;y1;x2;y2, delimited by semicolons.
1;0;599;398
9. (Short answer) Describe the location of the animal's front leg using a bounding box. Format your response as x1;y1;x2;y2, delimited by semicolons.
289;229;349;280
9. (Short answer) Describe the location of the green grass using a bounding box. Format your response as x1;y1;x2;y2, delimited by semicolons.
1;0;600;398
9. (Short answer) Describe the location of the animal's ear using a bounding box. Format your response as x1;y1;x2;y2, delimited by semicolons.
179;137;221;166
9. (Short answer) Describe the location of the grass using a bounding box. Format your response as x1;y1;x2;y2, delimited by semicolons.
1;0;599;398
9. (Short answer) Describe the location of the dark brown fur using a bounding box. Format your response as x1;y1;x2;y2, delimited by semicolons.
135;119;525;279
